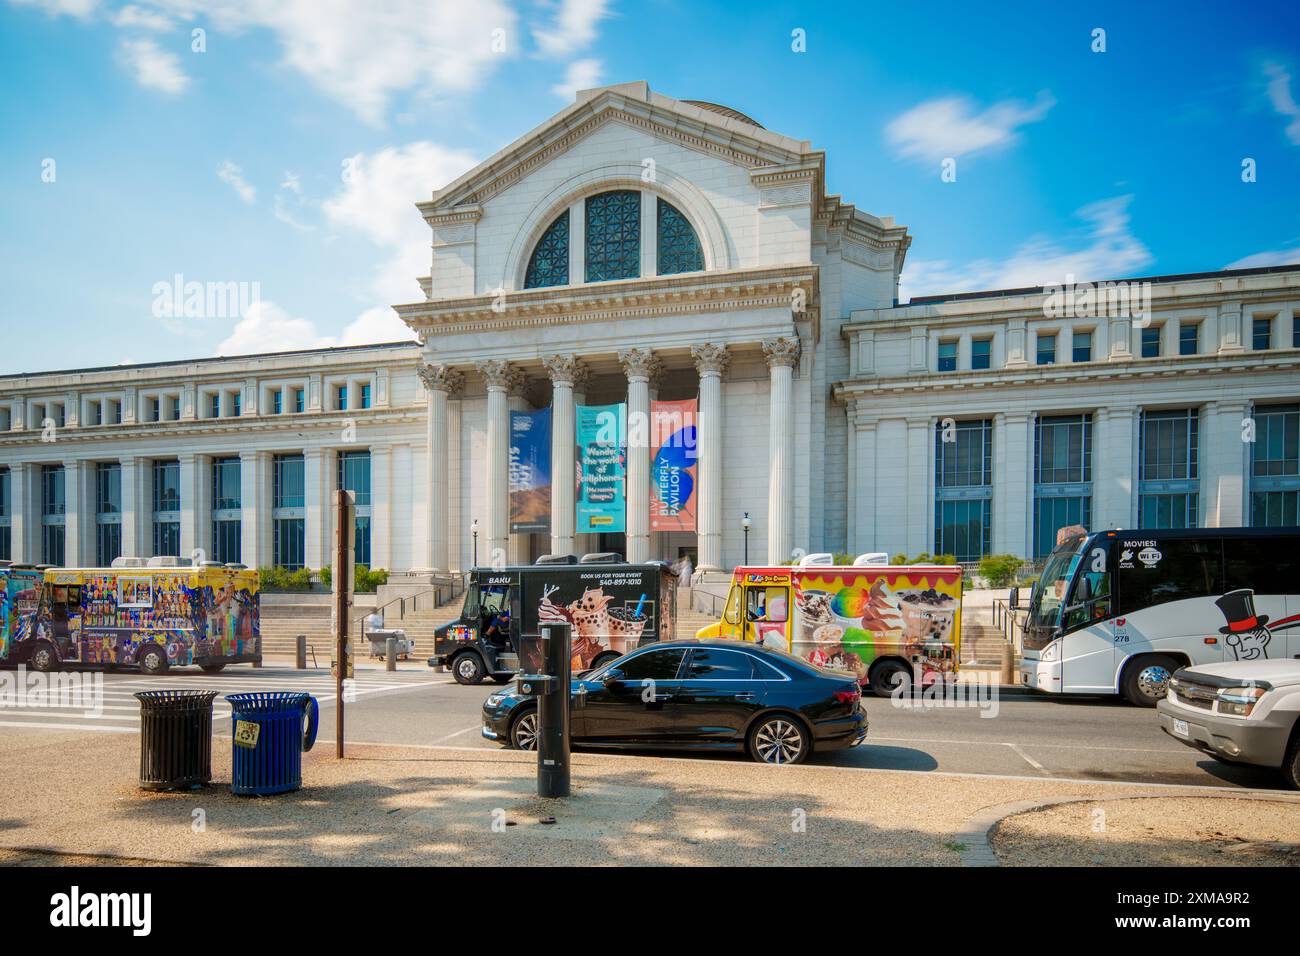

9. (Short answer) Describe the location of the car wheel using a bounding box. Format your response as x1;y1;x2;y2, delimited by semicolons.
747;714;809;765
510;709;539;751
1122;655;1177;707
869;660;912;699
139;644;168;676
29;641;56;673
200;664;226;674
452;652;484;685
1283;732;1300;791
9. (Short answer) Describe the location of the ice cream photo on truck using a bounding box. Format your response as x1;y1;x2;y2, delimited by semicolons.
696;554;963;697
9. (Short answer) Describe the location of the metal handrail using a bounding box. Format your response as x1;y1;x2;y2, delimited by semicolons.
369;573;467;624
691;588;727;617
992;596;1030;654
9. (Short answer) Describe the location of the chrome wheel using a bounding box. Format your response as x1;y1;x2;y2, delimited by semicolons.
752;718;805;765
1136;664;1171;701
511;711;539;751
31;645;54;673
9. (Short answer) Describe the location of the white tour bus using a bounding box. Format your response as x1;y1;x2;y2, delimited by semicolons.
1021;527;1300;706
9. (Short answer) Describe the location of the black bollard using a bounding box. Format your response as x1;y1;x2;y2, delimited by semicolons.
537;621;571;798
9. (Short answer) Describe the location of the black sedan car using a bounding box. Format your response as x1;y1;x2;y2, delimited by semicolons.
481;639;867;765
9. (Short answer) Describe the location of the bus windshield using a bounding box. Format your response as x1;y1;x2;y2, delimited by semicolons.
1028;534;1087;632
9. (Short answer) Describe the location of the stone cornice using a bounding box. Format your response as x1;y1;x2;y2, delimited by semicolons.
398;265;819;337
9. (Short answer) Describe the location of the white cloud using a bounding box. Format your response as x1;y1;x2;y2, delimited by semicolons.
551;57;602;100
216;160;256;203
7;0;99;19
338;306;415;345
1263;61;1300;146
886;91;1054;163
215;300;333;355
1223;246;1300;269
116;36;189;94
533;0;608;58
900;196;1153;301
139;0;517;124
112;3;172;29
273;171;311;230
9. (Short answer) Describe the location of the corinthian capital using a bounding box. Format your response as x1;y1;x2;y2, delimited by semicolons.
690;342;730;377
542;354;585;388
762;336;801;369
477;359;519;391
617;347;661;384
417;363;464;395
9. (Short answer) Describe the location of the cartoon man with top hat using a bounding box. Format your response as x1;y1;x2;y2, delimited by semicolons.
1215;589;1272;661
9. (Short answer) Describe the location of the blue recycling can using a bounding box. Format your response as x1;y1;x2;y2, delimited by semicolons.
225;692;318;796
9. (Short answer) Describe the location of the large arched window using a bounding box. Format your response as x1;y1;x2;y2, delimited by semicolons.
523;191;705;289
656;197;704;275
523;209;570;289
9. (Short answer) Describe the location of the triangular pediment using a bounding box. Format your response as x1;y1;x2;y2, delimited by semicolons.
419;82;816;218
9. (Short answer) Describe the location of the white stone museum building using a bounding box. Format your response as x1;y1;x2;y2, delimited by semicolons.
1;83;1298;581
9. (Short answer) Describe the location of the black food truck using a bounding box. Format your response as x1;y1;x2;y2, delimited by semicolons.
430;554;678;685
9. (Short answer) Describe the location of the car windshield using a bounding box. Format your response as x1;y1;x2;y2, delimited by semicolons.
1028;535;1086;630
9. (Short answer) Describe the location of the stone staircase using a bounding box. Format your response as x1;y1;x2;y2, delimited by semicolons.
960;622;1009;666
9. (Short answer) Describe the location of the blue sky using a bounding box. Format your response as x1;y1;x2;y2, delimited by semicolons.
1;0;1298;374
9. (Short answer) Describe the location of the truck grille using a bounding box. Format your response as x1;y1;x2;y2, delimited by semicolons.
1168;676;1215;711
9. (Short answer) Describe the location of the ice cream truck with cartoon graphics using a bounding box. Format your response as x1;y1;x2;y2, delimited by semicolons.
695;555;963;697
1022;527;1300;706
0;564;44;665
430;555;678;685
16;565;260;674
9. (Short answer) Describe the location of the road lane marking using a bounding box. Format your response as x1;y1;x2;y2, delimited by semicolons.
866;735;1179;754
435;725;482;742
1004;741;1049;773
0;720;137;733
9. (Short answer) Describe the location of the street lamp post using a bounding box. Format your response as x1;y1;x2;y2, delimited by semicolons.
471;518;479;568
742;512;751;566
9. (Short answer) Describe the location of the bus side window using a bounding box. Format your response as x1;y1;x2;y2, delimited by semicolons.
1117;539;1223;617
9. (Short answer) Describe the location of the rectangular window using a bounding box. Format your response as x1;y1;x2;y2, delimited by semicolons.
171;396;181;421
337;386;348;411
153;521;180;559
1137;407;1200;528
1033;414;1093;558
212;457;242;511
92;402;103;426
110;400;121;425
209;394;220;418
1072;330;1093;363
1116;537;1222;617
1253;317;1272;350
94;462;122;566
337;451;372;566
937;341;957;372
360;383;372;409
971;338;992;370
211;455;243;565
273;390;283;415
934;419;993;562
273;454;306;570
295;388;305;413
274;454;305;509
1179;322;1199;356
1293;315;1300;348
151;459;181;558
0;467;10;561
1036;333;1056;365
231;392;241;417
273;519;305;570
1140;326;1161;358
212;519;241;565
150;397;161;422
41;465;66;566
1250;403;1300;527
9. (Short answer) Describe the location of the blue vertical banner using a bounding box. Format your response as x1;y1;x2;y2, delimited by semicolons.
509;408;552;533
576;403;627;533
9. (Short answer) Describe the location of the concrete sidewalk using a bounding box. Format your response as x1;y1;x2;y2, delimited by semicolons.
1;730;1297;866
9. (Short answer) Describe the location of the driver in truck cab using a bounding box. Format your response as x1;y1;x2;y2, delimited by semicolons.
484;606;512;652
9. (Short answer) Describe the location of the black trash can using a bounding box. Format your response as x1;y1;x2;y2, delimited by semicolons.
134;690;219;791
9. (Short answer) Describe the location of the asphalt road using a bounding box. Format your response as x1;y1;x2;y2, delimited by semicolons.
0;662;1287;790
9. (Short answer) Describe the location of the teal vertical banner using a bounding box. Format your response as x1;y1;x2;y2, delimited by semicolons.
576;403;626;533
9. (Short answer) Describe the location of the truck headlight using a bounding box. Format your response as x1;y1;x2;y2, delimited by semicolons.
1040;639;1062;663
1216;685;1267;717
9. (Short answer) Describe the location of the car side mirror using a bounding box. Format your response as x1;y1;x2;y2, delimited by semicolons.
602;668;625;687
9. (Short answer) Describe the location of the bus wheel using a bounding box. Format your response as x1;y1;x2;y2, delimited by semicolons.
139;644;169;676
451;652;484;685
200;664;226;674
869;660;912;698
29;642;56;673
1122;655;1177;707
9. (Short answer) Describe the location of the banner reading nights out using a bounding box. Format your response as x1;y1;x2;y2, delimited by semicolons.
509;407;552;533
576;403;626;533
650;398;698;531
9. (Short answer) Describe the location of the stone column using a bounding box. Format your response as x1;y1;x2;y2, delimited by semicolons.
1203;401;1249;527
905;418;932;556
690;343;729;573
9;463;28;563
763;337;800;564
120;457;140;559
477;360;518;566
993;413;1033;557
370;445;392;570
852;412;878;554
544;355;583;558
418;363;463;571
1094;407;1138;528
63;460;87;567
303;449;329;571
619;347;659;563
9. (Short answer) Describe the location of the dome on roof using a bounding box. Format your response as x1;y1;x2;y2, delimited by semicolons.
681;100;765;129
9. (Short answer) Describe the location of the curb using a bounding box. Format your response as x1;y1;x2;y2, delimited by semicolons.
956;790;1300;867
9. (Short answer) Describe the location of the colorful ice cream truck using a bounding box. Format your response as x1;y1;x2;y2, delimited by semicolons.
696;556;963;697
0;564;44;664
13;565;260;674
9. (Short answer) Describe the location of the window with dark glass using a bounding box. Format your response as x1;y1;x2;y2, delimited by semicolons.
685;647;756;680
150;397;161;422
337;386;348;412
1036;333;1056;365
1179;322;1199;356
210;394;220;418
1033;414;1093;558
337;451;372;566
273;390;283;415
656;198;703;275
937;341;957;371
0;468;10;562
273;453;305;570
1116;537;1222;616
152;459;180;559
1072;330;1093;362
971;338;992;370
1250;403;1300;527
360;384;372;409
294;388;305;413
95;462;122;566
617;647;687;681
1138;409;1199;528
1293;315;1300;348
935;419;993;561
1253;317;1272;350
1140;326;1161;358
41;465;65;566
1224;535;1300;596
211;456;242;564
585;190;641;283
524;210;570;289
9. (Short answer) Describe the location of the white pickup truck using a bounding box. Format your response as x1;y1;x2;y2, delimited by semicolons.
1157;659;1300;789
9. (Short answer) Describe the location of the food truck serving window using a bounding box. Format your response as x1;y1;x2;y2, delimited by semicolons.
746;586;788;623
